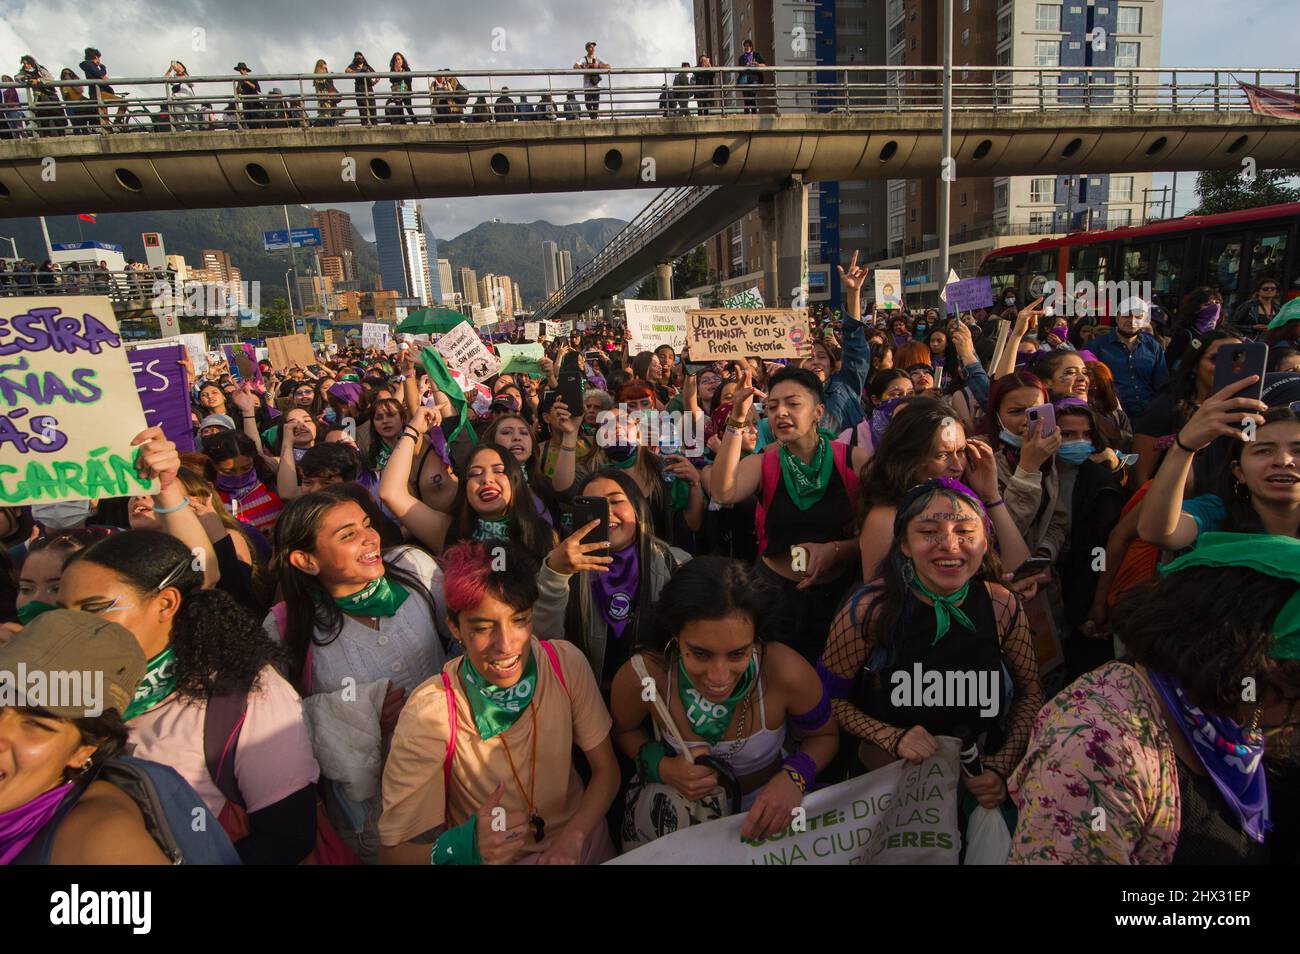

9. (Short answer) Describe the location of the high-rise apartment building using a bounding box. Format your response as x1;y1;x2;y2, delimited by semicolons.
437;259;455;304
558;250;574;286
542;241;561;296
458;267;480;307
311;208;355;282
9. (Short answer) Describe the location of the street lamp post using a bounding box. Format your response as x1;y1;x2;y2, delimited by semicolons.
284;269;297;333
937;0;954;286
0;236;17;259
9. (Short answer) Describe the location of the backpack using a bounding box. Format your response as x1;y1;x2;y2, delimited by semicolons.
441;640;568;793
13;757;242;865
754;440;860;553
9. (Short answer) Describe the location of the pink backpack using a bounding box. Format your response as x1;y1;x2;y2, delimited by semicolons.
441;641;568;792
754;440;860;553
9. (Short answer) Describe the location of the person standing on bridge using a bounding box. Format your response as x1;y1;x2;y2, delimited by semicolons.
574;42;609;118
737;40;766;115
386;52;415;125
346;51;377;126
80;48;127;131
232;62;263;129
312;60;342;126
693;55;717;115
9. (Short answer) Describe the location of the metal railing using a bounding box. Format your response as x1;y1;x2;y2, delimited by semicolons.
532;185;720;320
0;65;1295;139
0;266;219;311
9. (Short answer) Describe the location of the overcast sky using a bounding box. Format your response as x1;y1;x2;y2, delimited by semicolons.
0;0;1290;242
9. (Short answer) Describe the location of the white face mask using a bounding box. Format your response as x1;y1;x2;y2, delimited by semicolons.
32;499;93;531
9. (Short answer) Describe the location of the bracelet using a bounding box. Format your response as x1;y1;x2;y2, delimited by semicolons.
242;414;256;420
560;443;577;453
636;740;670;784
782;752;817;793
983;497;1006;509
726;416;746;430
430;815;482;866
1174;431;1201;454
152;496;191;515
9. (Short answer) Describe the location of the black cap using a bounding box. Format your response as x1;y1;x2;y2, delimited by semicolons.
84;48;101;59
233;62;250;72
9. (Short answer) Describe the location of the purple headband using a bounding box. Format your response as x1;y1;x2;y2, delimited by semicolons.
1053;396;1090;412
328;381;363;406
894;476;994;541
1076;349;1099;364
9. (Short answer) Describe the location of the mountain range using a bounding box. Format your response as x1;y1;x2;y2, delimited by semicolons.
0;207;627;310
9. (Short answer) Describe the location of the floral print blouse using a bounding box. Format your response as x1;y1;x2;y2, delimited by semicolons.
1008;661;1180;864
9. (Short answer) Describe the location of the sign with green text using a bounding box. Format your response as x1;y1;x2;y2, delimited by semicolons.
0;297;158;505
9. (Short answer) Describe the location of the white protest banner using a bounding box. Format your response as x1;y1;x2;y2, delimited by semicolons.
685;307;811;360
523;321;540;341
875;269;903;310
472;305;499;328
551;319;574;337
608;737;961;865
362;322;390;349
625;297;698;354
436;321;501;384
722;286;764;309
577;320;588;331
0;296;159;505
180;332;208;373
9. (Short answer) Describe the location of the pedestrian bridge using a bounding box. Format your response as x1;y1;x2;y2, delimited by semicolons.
0;66;1297;217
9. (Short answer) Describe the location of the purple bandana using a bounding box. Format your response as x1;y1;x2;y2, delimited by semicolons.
328;381;363;406
0;782;74;865
894;476;994;541
1147;669;1270;842
868;396;906;449
589;544;639;639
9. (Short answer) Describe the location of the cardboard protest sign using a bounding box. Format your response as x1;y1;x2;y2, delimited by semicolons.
436;321;501;385
127;342;194;453
943;276;994;315
362;322;389;349
874;269;903;310
496;342;545;378
266;333;316;370
625;297;698;354
722;286;764;309
685;307;811;360
551;319;574;337
609;737;962;866
0;296;159;504
523;321;540;340
472;305;499;328
987;318;1011;373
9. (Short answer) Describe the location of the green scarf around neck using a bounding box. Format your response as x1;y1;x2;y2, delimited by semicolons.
332;574;411;618
910;575;975;644
676;653;757;744
472;515;511;541
778;429;836;510
124;646;179;721
460;648;538;740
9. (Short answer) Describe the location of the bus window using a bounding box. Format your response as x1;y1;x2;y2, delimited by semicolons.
1122;244;1153;284
1027;251;1057;299
1068;244;1110;288
1247;231;1287;291
979;252;1023;302
1203;233;1244;302
1153;240;1186;303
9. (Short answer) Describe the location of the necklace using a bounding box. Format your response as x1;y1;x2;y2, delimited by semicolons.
498;703;544;842
723;694;751;758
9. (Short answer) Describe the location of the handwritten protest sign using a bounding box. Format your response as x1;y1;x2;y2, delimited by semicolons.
180;332;208;373
943;276;994;315
722;286;764;309
609;737;961;865
128;342;194;453
436;321;501;384
362;322;389;349
524;321;540;340
0;296;159;505
472;305;499;329
551;319;574;337
496;342;545;378
266;333;316;370
874;269;903;310
625;297;698;354
685;307;810;360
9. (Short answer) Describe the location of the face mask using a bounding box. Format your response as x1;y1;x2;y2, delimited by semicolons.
1057;441;1095;465
1052;323;1069;339
1192;303;1221;333
1004;297;1015;306
215;467;258;494
31;499;92;531
16;599;58;625
998;428;1023;449
605;441;637;462
323;407;338;423
915;324;927;334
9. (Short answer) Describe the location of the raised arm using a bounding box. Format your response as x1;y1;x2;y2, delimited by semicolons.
379;407;452;553
132;427;220;589
992;299;1044;380
709;368;765;505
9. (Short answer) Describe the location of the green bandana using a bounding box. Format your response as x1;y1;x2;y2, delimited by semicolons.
778;430;836;510
472;516;510;541
124;646;179;721
910;577;975;644
676;654;757;745
669;474;691;512
460;650;538;740
340;373;361;383
333;575;411;618
16;600;57;625
1160;532;1300;660
1267;298;1300;330
372;441;394;472
607;447;639;469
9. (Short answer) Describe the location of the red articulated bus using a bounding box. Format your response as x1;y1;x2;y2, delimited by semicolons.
977;202;1300;319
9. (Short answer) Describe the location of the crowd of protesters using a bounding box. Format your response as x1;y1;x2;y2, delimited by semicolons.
1;252;1298;867
0;40;782;137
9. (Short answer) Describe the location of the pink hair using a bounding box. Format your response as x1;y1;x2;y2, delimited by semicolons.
440;542;492;617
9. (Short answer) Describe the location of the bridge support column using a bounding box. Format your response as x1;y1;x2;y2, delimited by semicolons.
601;296;616;326
655;261;673;300
774;175;809;309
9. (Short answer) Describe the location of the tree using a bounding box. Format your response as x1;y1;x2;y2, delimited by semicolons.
632;274;658;300
261;297;293;336
674;246;710;297
1189;167;1300;215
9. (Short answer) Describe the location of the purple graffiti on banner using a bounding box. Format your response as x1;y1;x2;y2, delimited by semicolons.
222;342;263;384
944;276;994;315
129;343;194;453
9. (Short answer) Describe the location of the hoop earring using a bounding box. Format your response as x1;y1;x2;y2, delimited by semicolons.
900;558;916;586
1234;479;1250;499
